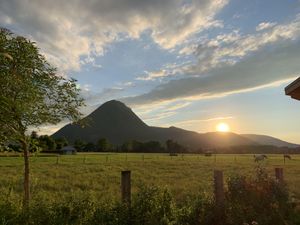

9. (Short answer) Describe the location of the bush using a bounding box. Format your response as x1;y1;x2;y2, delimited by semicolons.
175;193;214;225
0;167;299;225
130;185;176;225
225;166;296;225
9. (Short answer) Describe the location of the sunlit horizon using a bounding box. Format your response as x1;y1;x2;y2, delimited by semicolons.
216;123;230;133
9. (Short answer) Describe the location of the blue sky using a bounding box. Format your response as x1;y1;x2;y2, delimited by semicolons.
1;0;300;143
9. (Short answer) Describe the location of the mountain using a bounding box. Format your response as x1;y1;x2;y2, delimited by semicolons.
52;100;150;144
52;100;297;149
241;134;299;148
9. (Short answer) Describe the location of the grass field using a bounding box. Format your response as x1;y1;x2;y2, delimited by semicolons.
1;153;300;202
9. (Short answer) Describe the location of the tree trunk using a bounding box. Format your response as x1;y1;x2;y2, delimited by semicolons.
22;141;30;208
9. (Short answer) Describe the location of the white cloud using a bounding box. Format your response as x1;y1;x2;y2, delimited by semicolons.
0;0;228;72
121;82;134;87
136;70;168;81
256;22;277;31
151;1;227;49
176;15;300;76
133;100;191;124
38;124;67;135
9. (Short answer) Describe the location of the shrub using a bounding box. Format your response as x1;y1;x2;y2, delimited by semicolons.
0;167;299;225
225;166;295;225
130;185;176;225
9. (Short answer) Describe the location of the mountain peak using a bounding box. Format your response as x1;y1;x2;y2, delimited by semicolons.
91;100;131;116
102;99;125;106
52;100;149;144
94;100;126;111
89;100;147;127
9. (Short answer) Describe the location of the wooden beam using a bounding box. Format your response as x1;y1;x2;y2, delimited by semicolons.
285;77;300;100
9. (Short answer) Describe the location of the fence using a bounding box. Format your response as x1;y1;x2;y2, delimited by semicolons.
26;153;298;165
120;167;284;210
0;153;298;165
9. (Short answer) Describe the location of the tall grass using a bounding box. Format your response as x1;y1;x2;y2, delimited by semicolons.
0;167;299;225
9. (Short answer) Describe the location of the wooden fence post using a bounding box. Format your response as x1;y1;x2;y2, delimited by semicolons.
214;170;225;222
214;170;225;225
121;171;131;206
214;170;225;206
275;168;284;183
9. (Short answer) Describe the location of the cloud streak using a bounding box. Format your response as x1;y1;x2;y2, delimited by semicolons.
169;116;234;126
123;40;300;105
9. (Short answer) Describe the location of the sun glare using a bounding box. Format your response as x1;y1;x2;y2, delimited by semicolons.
216;123;230;132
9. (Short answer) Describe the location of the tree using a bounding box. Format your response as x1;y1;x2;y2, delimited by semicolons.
74;139;87;152
166;139;186;153
30;131;38;139
121;141;133;152
142;141;164;153
166;139;174;153
0;28;84;207
97;138;110;152
84;142;96;152
38;135;56;151
55;137;69;150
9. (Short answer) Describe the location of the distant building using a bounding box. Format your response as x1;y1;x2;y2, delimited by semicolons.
285;77;300;100
60;146;76;155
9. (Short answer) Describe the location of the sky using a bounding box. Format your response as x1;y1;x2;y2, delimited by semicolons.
1;0;300;143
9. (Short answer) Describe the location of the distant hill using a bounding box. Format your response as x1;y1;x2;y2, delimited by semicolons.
241;134;299;148
52;100;298;150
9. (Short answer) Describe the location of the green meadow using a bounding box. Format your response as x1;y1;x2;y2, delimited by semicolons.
1;153;300;202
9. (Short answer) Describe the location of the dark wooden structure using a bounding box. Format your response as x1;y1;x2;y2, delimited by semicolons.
121;171;131;206
275;168;284;183
285;77;300;100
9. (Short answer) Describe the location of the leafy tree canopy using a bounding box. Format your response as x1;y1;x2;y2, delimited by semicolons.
0;28;84;145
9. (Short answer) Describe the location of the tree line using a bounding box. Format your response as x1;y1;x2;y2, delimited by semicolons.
3;131;188;154
5;131;299;154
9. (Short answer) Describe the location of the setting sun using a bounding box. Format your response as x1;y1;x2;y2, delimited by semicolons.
216;123;230;132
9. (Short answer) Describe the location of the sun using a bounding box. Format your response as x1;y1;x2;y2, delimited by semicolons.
216;123;230;132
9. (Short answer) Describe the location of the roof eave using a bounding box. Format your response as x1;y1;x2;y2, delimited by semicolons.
285;77;300;100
